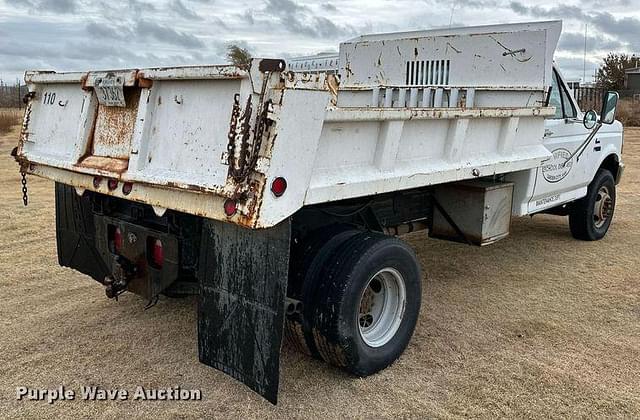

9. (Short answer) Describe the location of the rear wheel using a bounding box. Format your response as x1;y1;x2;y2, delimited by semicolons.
311;232;421;376
284;226;360;357
569;169;616;241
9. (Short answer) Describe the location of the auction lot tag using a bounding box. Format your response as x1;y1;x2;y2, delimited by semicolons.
96;75;126;107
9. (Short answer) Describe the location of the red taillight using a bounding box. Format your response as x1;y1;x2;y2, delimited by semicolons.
122;182;133;195
223;199;237;217
108;179;118;191
113;227;123;253
150;238;163;268
271;177;287;197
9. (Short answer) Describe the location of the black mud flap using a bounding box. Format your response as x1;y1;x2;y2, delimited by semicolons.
55;183;110;282
197;218;291;404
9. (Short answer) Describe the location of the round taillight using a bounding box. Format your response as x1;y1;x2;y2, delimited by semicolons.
271;177;287;197
93;176;102;189
223;199;237;217
114;227;123;253
122;182;133;195
107;179;118;191
151;239;164;268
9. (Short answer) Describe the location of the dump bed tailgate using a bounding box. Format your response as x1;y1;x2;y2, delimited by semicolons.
20;66;247;191
17;65;287;227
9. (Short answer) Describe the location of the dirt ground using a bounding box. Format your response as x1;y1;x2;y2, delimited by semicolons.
0;122;638;419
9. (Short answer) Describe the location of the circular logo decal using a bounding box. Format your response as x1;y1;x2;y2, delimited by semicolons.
542;148;573;183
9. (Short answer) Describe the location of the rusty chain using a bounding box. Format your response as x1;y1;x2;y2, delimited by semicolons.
227;94;241;174
226;71;274;183
20;171;28;206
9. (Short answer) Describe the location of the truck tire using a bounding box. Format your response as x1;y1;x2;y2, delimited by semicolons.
569;169;616;241
285;226;360;358
311;231;421;376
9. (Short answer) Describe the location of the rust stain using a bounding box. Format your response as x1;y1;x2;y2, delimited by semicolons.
136;73;153;88
91;88;140;159
19;102;32;147
325;74;339;106
76;156;129;173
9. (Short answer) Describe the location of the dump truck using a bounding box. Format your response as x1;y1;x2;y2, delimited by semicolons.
12;20;624;403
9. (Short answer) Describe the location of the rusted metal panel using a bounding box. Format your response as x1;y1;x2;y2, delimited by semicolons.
82;70;139;87
90;88;141;159
430;180;514;245
25;71;86;84
77;156;129;173
340;21;562;89
139;65;248;81
324;106;555;122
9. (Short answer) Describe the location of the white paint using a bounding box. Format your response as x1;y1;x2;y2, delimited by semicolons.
16;21;623;229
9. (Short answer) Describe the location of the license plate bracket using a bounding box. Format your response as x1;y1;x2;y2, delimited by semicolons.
95;74;126;107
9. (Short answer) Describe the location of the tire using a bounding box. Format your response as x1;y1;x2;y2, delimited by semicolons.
284;225;360;358
569;169;616;241
311;231;421;376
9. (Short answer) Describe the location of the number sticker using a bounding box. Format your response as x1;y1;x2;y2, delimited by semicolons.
42;91;56;105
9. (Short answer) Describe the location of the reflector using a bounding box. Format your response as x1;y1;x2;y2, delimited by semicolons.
151;239;163;268
113;227;123;253
223;199;237;217
271;177;287;197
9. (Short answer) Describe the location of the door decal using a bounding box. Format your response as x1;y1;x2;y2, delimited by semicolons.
542;148;573;183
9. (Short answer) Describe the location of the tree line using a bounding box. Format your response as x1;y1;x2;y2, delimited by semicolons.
0;80;27;108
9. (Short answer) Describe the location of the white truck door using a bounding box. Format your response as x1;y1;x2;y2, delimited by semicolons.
529;69;597;213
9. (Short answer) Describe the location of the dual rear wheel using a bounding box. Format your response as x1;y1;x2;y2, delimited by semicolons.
286;229;421;376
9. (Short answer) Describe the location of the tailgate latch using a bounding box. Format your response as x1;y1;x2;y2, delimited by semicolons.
95;73;127;107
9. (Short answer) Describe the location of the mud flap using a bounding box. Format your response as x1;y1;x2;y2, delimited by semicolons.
197;218;291;404
55;183;110;282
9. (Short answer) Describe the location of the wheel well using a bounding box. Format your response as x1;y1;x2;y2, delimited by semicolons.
599;154;620;180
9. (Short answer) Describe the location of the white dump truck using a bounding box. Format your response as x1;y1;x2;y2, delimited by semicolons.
12;20;623;403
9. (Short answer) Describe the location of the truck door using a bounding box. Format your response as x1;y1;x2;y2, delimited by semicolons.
529;69;597;213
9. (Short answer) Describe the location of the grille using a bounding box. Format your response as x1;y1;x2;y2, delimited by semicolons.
405;59;450;86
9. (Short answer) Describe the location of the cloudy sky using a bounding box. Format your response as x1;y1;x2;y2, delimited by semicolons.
0;0;638;83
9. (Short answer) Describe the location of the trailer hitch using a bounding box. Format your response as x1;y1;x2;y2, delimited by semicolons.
104;257;137;300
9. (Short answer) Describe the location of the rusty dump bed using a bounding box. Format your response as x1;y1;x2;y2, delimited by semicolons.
16;21;562;228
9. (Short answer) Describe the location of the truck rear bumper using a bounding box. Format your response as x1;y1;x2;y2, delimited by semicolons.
55;182;290;404
33;162;261;228
56;183;183;300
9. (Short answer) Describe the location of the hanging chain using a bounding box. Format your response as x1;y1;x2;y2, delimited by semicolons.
225;71;274;183
20;171;28;206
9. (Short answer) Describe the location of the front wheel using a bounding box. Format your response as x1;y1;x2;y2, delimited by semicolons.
569;169;616;241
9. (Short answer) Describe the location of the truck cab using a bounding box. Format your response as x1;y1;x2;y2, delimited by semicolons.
533;66;623;211
511;65;624;240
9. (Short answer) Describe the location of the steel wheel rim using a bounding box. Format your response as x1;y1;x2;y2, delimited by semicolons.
357;267;407;348
593;185;613;229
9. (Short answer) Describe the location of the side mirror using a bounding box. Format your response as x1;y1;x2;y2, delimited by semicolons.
600;91;619;125
583;110;598;130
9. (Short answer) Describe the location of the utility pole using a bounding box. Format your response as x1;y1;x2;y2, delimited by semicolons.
449;1;457;28
583;23;588;83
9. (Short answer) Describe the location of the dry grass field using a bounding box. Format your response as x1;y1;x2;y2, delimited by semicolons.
0;108;21;135
0;113;638;418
